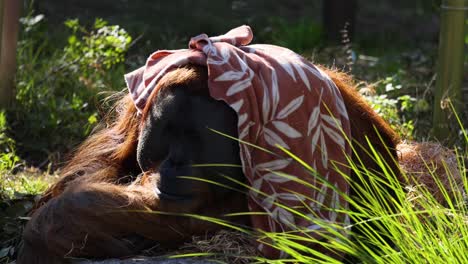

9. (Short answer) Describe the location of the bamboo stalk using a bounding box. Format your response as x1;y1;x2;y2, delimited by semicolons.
432;0;467;143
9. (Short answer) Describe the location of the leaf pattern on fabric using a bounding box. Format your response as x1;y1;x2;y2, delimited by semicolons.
277;95;304;119
261;195;275;209
215;70;245;81
230;99;244;112
255;158;292;172
264;128;290;149
272;121;302;138
262;172;296;183
273;207;295;227
237;113;248;127
260;73;271;124
277;192;306;202
273;50;327;90
239;121;254;140
307;88;347;168
270;70;280;118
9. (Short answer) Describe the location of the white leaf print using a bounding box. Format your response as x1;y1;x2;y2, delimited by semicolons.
252;178;263;194
329;210;338;222
264;127;290;149
239;121;254;140
344;214;351;226
272;121;302;139
320;131;328;168
238;113;248;127
303;62;325;81
220;45;230;60
270;70;280;117
232;52;248;72
327;83;349;120
239;126;249;140
255;158;292;171
243;46;256;53
322;125;346;149
207;45;230;65
241;144;253;175
257;244;264;252
292;62;311;91
331;187;340;210
215;71;244;82
306;213;316;221
321;114;342;129
277;193;306;202
275;53;297;82
307;224;323;231
263;172;295;183
336;97;349;120
274;207;295;226
261;74;271;123
261;195;276;209
316;66;330;80
307;106;320;136
277;95;304;119
226;78;251;96
315;183;328;207
311;128;321;154
329;187;340;222
230;99;244;112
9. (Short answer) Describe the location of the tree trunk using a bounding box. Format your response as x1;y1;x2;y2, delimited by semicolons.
0;0;22;109
323;0;357;43
432;0;466;143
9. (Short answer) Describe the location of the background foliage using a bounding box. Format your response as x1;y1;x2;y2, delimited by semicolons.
11;12;131;165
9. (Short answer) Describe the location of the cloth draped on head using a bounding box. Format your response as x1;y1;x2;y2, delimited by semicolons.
125;25;352;258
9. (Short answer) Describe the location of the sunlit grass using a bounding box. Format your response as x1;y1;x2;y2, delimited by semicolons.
0;169;56;199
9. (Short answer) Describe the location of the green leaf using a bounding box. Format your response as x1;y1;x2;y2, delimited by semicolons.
67;35;77;45
64;19;79;31
88;114;98;125
94;18;108;29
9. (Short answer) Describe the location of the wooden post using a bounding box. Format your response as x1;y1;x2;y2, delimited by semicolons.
432;0;467;143
0;0;21;109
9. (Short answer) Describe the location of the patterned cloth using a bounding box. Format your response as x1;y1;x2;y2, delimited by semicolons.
125;25;352;258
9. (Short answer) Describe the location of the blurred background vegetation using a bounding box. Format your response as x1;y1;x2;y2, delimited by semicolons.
0;0;467;261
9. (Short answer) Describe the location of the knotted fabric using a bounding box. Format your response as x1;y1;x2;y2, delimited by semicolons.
125;25;352;258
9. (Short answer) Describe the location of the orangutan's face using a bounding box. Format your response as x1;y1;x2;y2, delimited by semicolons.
136;86;245;213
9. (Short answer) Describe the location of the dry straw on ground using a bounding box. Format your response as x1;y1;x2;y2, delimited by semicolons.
173;230;257;264
397;141;465;204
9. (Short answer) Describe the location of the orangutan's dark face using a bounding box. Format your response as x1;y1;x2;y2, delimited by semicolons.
136;86;245;213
